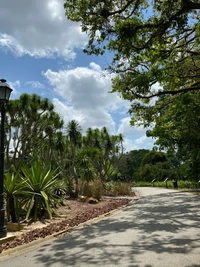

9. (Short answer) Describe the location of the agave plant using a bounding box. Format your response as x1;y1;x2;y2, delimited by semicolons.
4;172;25;223
20;161;62;221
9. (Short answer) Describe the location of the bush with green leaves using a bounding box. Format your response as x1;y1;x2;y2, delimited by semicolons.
20;161;62;221
4;172;25;223
133;180;200;189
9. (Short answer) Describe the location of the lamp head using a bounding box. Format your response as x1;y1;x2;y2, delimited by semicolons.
0;79;13;103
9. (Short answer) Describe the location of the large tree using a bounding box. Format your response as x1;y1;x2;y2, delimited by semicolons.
147;91;200;180
64;0;200;125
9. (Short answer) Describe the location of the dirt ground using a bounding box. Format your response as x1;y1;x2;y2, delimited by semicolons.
10;198;126;237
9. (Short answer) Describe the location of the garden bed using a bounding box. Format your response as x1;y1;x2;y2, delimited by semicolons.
0;197;133;254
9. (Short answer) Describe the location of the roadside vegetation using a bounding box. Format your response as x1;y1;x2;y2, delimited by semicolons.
4;93;200;224
3;94;131;224
63;2;200;189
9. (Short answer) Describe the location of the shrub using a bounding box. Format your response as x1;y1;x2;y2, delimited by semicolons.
4;172;25;223
113;182;132;195
80;179;103;200
133;180;200;189
20;161;62;221
104;182;132;196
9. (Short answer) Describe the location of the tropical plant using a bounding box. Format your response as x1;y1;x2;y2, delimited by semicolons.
83;127;124;182
78;154;96;183
4;172;25;223
20;161;62;221
66;120;82;197
5;94;64;172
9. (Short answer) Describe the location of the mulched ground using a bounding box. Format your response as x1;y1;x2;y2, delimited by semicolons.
0;198;132;254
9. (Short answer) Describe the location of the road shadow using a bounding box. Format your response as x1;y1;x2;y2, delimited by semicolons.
34;192;200;267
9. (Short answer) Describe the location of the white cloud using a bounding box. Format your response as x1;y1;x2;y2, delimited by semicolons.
117;117;155;151
0;0;87;60
8;80;20;97
124;136;155;151
44;63;128;133
117;117;147;137
25;81;45;89
52;98;85;125
44;63;155;150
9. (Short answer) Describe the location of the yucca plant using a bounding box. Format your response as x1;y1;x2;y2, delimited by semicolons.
4;172;25;223
20;161;62;221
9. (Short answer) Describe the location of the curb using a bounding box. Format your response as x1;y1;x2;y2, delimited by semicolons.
0;198;138;260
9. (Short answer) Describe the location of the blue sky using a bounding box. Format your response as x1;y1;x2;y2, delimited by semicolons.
0;0;155;151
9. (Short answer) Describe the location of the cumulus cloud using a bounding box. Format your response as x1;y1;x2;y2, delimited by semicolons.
124;136;155;151
0;0;87;60
43;63;128;133
117;117;147;137
117;117;155;151
8;80;20;97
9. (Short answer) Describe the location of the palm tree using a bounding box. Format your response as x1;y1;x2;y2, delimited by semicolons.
5;94;64;172
66;120;82;197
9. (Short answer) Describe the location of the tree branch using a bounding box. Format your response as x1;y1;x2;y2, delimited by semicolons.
130;82;200;99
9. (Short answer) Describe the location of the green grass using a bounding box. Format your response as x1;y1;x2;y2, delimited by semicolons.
133;180;200;189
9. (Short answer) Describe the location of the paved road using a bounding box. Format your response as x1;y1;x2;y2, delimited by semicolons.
1;187;200;267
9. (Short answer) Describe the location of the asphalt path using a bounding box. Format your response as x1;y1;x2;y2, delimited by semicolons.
0;187;200;267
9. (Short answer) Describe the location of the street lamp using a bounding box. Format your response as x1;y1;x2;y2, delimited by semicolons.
0;79;13;238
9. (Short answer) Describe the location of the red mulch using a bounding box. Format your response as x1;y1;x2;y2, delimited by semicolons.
0;198;131;254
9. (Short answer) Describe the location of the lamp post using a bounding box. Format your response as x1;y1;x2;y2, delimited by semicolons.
0;79;13;238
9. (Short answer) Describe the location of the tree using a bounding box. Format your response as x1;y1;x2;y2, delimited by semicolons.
66;120;82;197
64;1;200;107
147;91;200;180
116;149;150;181
135;150;177;182
64;0;200;178
5;94;64;171
141;150;167;166
83;127;124;182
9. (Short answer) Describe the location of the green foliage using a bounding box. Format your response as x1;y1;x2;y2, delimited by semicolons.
141;151;167;166
4;172;25;223
64;0;200;179
66;120;82;197
20;161;62;221
134;180;200;189
148;92;200;181
82;127;123;182
135;160;178;182
64;0;200;103
77;154;96;182
116;149;150;182
177;180;200;189
5;94;64;172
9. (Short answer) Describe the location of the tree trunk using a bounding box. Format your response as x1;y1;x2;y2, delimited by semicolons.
10;197;17;223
